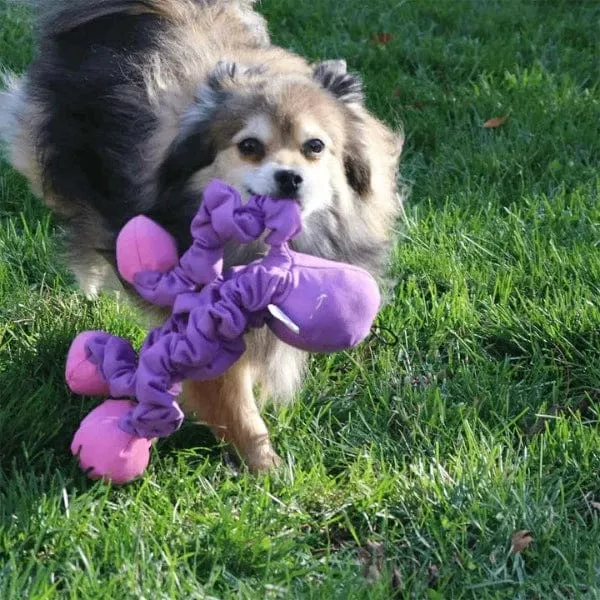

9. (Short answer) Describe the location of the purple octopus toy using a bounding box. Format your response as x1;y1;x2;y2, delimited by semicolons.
66;180;381;483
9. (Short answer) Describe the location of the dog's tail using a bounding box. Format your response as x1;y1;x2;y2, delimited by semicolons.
0;73;21;144
0;72;35;183
11;0;260;35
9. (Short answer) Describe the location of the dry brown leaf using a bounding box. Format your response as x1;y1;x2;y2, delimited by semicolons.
483;116;509;129
511;530;534;553
373;32;393;45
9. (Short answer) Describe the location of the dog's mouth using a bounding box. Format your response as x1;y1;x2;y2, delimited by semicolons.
247;188;302;206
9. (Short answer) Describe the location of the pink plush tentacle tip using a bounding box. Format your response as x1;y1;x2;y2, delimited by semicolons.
71;399;153;484
65;330;110;396
117;215;179;284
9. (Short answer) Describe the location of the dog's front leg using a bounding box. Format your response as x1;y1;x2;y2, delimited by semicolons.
181;358;281;473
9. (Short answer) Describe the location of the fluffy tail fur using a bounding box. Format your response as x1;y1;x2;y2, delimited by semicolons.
0;73;21;148
0;72;38;188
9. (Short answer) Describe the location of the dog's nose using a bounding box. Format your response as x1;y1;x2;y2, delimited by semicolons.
274;169;303;197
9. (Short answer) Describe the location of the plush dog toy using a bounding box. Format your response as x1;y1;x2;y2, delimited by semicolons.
66;180;381;483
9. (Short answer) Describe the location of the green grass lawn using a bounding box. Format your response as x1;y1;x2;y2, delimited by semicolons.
1;0;600;597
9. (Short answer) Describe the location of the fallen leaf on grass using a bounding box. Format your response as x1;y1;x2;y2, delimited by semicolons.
483;116;509;129
372;32;393;45
511;530;534;553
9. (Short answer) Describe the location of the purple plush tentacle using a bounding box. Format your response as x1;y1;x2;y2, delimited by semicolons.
85;333;138;398
132;182;261;306
118;332;186;438
122;260;292;439
132;181;302;307
178;184;301;281
131;268;197;307
259;196;303;245
177;184;264;281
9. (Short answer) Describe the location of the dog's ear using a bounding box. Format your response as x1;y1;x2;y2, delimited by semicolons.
313;60;364;105
207;60;266;91
314;60;370;193
207;60;240;90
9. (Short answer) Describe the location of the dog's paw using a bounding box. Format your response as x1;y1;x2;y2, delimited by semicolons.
244;439;282;474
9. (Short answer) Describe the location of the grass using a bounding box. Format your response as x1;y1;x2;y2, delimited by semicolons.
1;0;600;597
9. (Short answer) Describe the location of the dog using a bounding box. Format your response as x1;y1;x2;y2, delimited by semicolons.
0;0;403;472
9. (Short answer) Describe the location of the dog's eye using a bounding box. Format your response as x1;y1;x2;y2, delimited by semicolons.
238;138;264;157
303;139;325;156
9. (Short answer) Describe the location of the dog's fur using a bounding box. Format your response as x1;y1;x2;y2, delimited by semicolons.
0;0;403;471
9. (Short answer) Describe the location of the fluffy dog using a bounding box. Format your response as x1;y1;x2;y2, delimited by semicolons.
0;0;403;472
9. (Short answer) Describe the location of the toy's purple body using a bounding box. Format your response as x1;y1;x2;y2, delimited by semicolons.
83;181;381;439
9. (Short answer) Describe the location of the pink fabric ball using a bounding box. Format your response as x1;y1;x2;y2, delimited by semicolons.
71;399;153;484
65;331;110;396
116;215;179;284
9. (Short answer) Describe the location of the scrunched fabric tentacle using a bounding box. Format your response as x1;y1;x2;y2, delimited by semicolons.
179;181;300;281
118;332;186;438
130;269;197;308
132;182;257;306
259;196;303;246
122;261;292;439
132;180;302;307
85;333;138;398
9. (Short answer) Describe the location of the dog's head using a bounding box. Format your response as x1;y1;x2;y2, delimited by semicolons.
159;59;377;219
